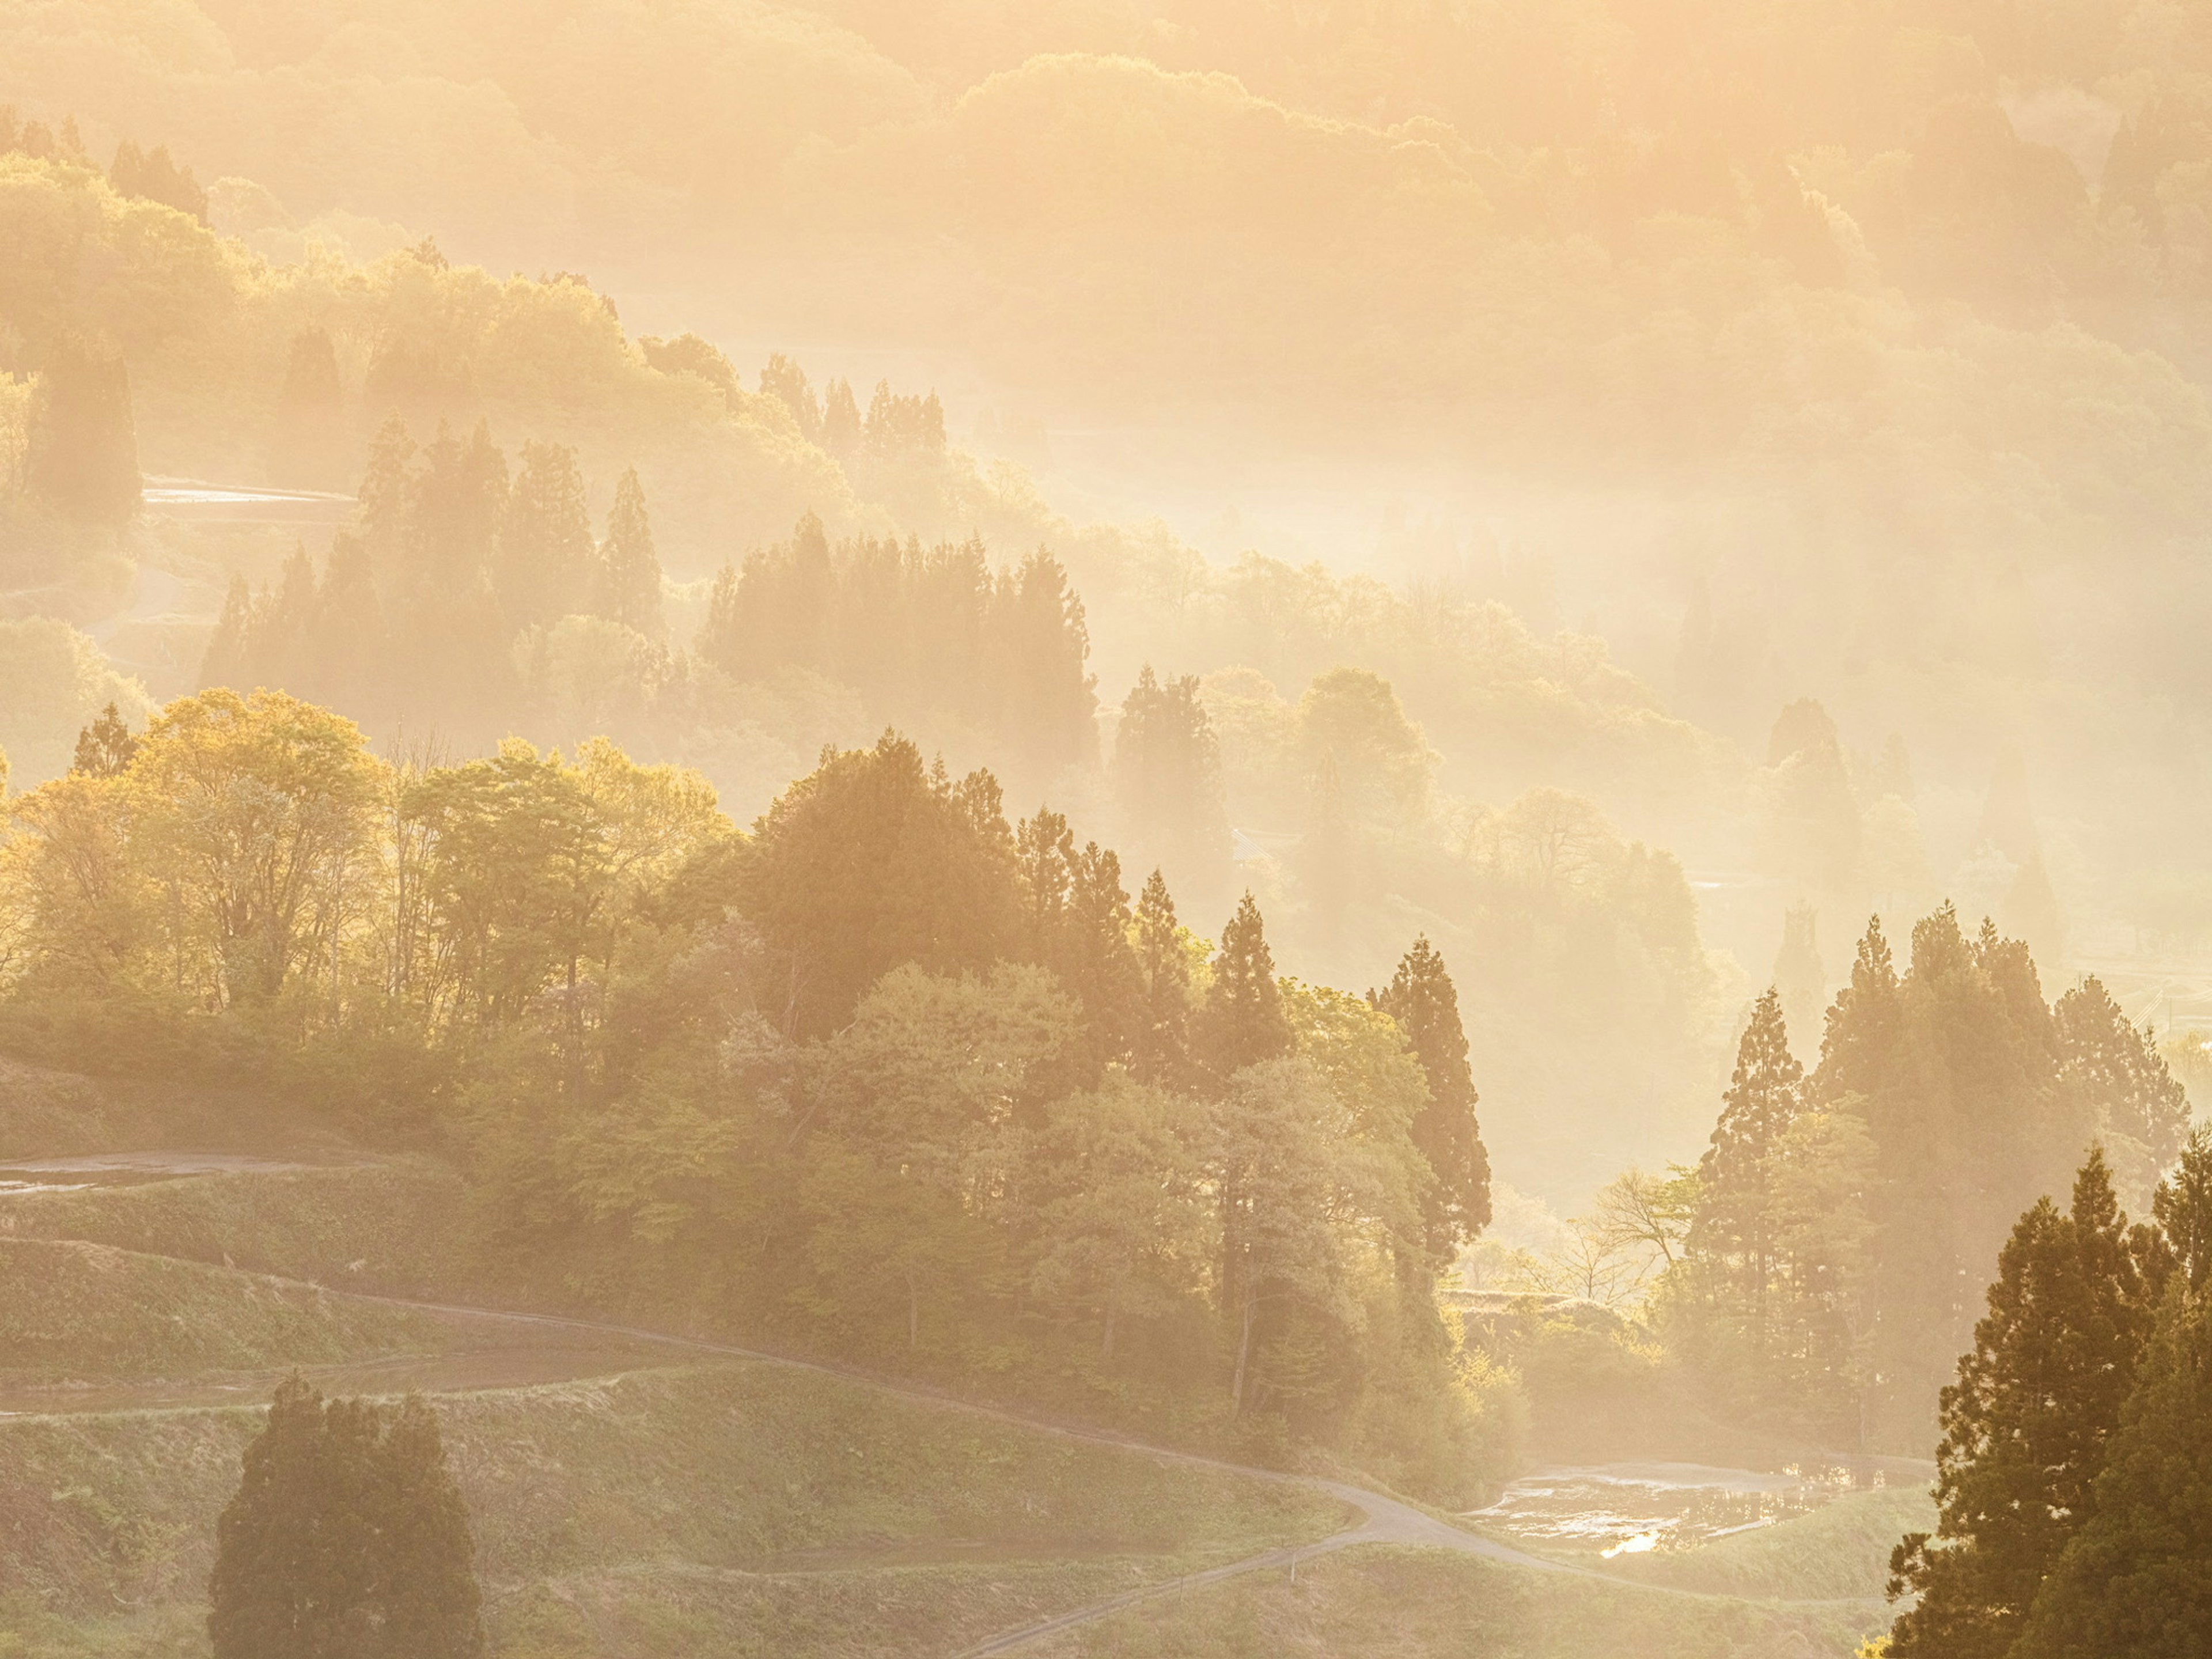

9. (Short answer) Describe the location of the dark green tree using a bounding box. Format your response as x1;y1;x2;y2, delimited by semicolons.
70;702;138;778
2155;1126;2212;1293
1888;1150;2159;1659
374;1396;484;1659
1199;892;1290;1080
2013;1272;2212;1658
210;1377;483;1659
1374;935;1491;1254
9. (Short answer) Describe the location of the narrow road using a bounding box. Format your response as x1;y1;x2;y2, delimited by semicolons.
334;1290;1810;1657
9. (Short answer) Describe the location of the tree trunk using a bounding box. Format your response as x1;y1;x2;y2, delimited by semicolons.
1230;1290;1256;1413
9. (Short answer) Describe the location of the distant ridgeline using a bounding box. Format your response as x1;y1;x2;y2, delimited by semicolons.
0;691;1505;1502
201;418;1096;785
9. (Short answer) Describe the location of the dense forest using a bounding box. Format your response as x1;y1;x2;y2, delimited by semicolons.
7;3;2212;1652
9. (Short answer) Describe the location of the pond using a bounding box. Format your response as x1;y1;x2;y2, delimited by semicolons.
1467;1460;1883;1558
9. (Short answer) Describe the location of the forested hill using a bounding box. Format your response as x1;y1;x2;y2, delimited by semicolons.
0;689;1514;1502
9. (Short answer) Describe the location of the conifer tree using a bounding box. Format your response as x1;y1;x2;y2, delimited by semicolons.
1888;1150;2158;1659
599;465;668;633
374;1396;484;1659
1113;666;1231;905
2056;976;2190;1206
270;326;346;488
70;703;138;778
2155;1126;2212;1293
1062;842;1144;1069
2013;1273;2212;1657
1374;936;1491;1253
201;575;260;692
1132;869;1195;1089
498;440;596;629
26;335;141;525
210;1378;483;1659
1199;892;1290;1080
1690;988;1804;1353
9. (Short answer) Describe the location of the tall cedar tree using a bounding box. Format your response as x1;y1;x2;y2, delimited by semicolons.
1013;808;1142;1070
1132;869;1195;1089
1374;936;1491;1254
1691;987;1804;1351
210;1377;484;1659
741;733;1020;1037
1200;892;1291;1078
595;467;664;638
1887;1150;2162;1659
2013;1272;2212;1657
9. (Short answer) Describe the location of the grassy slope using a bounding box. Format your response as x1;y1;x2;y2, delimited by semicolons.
0;1161;476;1298
1610;1484;1935;1602
0;1363;1351;1657
1032;1544;1885;1659
0;1237;448;1379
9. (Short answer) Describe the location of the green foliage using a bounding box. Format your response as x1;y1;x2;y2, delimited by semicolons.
1887;1152;2162;1659
1374;936;1491;1254
2014;1278;2212;1657
209;1377;484;1659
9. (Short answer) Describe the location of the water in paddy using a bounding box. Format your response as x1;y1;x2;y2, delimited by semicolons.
1468;1461;1880;1558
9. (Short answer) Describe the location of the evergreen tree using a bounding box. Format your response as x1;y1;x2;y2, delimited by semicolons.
201;575;260;692
2155;1126;2212;1293
1772;900;1823;1060
270;326;347;488
1374;936;1491;1254
71;702;138;778
1131;869;1195;1089
1113;665;1231;906
2012;1275;2212;1657
498;441;596;629
210;1378;484;1659
374;1396;484;1659
741;733;1020;1036
991;550;1098;777
1061;841;1144;1070
1690;987;1804;1355
1199;892;1290;1080
594;468;664;638
2056;976;2190;1206
1888;1150;2159;1659
26;335;140;525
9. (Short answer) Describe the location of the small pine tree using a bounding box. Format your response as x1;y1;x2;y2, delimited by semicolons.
1374;936;1491;1253
2155;1126;2212;1293
70;702;138;778
1199;892;1290;1080
594;467;664;637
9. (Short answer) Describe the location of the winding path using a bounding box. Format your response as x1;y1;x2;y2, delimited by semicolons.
335;1291;1822;1657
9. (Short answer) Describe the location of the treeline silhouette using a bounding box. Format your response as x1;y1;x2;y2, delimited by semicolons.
0;694;1503;1497
1665;914;2190;1450
201;419;1095;781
